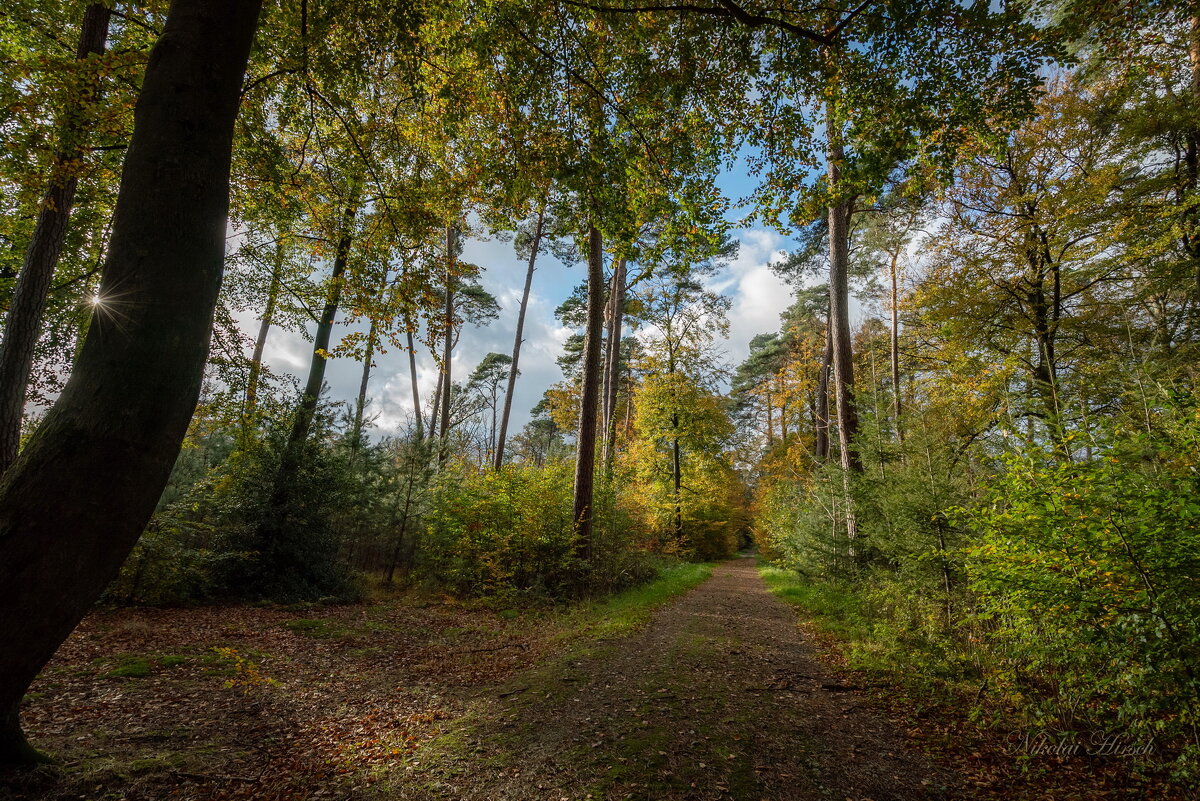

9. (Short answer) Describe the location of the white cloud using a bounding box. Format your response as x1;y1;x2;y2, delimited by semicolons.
707;229;795;372
240;226;800;440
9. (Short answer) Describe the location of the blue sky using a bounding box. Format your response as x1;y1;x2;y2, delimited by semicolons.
242;157;803;440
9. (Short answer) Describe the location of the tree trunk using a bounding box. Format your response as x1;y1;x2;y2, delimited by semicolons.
889;251;903;444
245;242;284;423
765;386;774;447
572;224;605;567
495;208;543;469
352;314;378;453
779;380;788;444
814;330;831;461
264;202;356;535
827;190;860;471
601;256;626;470
406;325;423;440
1188;15;1200;301
0;3;112;474
827;112;861;549
427;367;442;441
288;208;354;450
438;225;456;462
672;415;682;542
0;0;261;765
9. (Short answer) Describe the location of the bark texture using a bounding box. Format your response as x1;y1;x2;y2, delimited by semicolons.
826;177;860;472
572;224;605;566
600;256;626;470
438;226;456;461
0;0;261;764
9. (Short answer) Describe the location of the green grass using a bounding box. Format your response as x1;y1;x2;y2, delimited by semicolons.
758;564;873;643
561;561;713;642
105;655;153;678
102;652;194;678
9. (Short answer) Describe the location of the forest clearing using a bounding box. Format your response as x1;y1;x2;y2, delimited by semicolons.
2;0;1200;798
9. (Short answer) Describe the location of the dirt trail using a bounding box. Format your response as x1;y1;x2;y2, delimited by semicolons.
405;556;955;800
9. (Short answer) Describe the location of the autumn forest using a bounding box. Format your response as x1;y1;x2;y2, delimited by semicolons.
0;0;1198;799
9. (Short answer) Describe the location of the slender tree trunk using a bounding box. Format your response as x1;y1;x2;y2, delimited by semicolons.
245;243;284;422
352;314;378;452
0;4;112;474
494;208;543;469
0;0;261;764
352;269;388;451
427;368;442;441
672;416;682;541
779;381;788;444
889;251;903;444
601;257;626;469
406;325;423;440
264;202;356;543
765;386;774;447
289;208;355;451
438;226;456;462
814;330;831;461
1188;15;1200;300
572;224;605;568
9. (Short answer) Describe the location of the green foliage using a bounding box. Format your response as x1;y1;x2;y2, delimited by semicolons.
962;428;1200;770
110;404;374;604
419;460;647;600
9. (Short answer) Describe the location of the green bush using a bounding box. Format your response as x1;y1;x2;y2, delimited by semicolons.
962;435;1200;771
420;459;648;600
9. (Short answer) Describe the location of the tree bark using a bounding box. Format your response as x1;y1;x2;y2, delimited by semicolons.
889;251;903;444
245;242;284;422
827;173;860;472
827;110;861;549
572;224;605;567
352;314;378;452
438;225;456;462
285;206;354;457
0;3;112;474
0;0;261;765
406;325;423;440
427;367;442;441
672;415;682;541
601;256;626;470
814;327;831;461
765;385;774;447
263;202;356;544
494;208;543;469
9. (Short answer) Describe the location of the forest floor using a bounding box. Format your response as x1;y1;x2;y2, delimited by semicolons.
0;557;1183;801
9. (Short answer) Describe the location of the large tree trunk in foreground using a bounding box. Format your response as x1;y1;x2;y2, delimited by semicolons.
494;208;543;470
0;3;112;474
0;0;261;765
827;128;861;550
572;224;605;567
601;256;626;471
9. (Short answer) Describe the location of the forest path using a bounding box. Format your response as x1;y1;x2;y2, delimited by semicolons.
404;556;956;800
